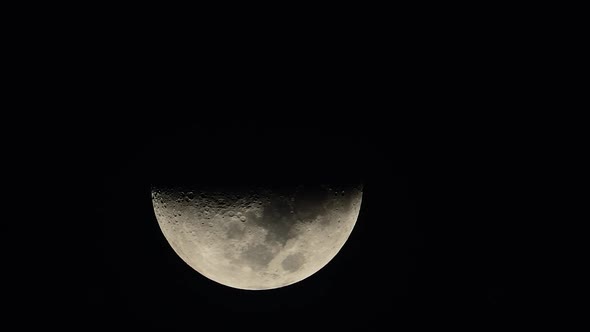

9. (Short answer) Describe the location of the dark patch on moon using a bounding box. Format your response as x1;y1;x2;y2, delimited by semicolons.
241;244;274;269
243;185;360;246
281;253;305;273
254;195;299;246
244;210;258;222
293;185;330;221
226;223;245;240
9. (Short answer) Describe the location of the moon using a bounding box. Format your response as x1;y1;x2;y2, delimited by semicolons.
152;183;362;290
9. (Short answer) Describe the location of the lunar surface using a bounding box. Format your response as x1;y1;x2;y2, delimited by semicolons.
152;184;363;290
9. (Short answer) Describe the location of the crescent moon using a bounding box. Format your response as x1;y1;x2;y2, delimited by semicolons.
152;184;362;290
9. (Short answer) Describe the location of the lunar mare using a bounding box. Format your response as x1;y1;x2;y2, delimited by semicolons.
152;184;363;290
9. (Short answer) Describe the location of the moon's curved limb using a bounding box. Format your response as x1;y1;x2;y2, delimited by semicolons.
152;184;362;290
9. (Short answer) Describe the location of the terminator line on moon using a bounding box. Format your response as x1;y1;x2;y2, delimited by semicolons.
152;184;363;290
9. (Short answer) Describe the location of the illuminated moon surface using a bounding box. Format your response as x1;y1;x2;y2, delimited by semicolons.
152;184;362;290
